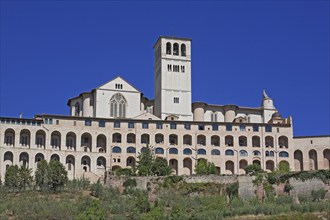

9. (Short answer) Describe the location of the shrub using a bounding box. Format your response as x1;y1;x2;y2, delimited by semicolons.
140;207;166;220
276;195;292;205
116;168;134;176
90;180;104;198
123;178;137;188
162;175;183;188
226;182;238;199
298;194;312;203
244;164;263;176
76;198;105;220
66;178;90;192
311;189;326;202
195;159;217;175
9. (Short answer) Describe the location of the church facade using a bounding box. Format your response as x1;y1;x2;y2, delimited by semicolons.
1;36;329;181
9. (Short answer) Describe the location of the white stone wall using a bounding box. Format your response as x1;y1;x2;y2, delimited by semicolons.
1;116;297;181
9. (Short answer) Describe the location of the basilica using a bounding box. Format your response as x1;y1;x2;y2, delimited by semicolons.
1;36;329;181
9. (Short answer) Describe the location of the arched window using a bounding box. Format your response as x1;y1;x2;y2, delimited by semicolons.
183;148;192;155
225;135;234;146
20;130;30;147
4;151;14;162
253;150;261;156
36;130;46;148
183;135;192;145
169;148;178;154
265;136;274;148
173;43;179;55
110;93;127;118
181;44;186;56
4;129;15;146
279;151;289;157
269;151;274;157
112;146;121;153
97;157;106;168
166;42;171;54
155;147;164;154
279;136;289;148
211;149;220;155
66;132;76;150
240;150;248;157
51;131;61;149
141;147;147;154
127;147;136;154
225;149;234;156
239;136;247;147
50;154;60;161
197;149;206;155
252;136;260;147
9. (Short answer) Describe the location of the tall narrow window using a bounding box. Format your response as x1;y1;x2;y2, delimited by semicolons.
211;111;217;122
181;44;186;56
75;103;80;116
110;93;127;118
181;65;185;73
173;43;179;55
166;42;171;54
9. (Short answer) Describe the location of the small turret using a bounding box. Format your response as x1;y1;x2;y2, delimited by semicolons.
262;89;275;110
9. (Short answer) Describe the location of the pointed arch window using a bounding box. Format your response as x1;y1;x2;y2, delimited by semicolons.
110;93;127;118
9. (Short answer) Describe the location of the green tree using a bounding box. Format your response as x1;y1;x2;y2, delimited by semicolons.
137;145;154;176
195;159;216;175
278;161;290;173
35;160;49;189
18;166;33;190
151;157;172;176
5;165;20;189
35;159;68;192
5;165;33;190
47;159;68;192
244;164;263;176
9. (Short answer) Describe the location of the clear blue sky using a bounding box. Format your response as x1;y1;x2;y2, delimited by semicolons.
1;1;329;136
